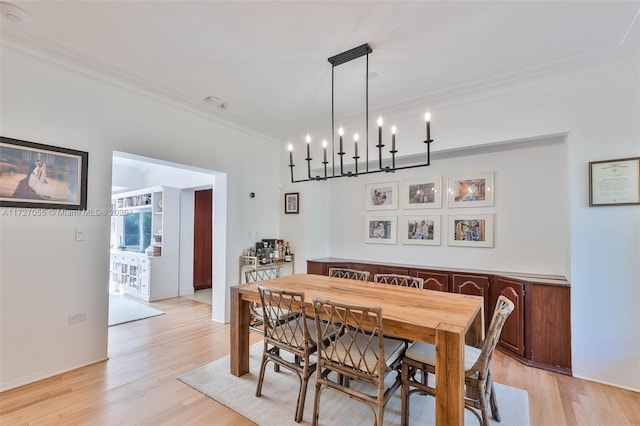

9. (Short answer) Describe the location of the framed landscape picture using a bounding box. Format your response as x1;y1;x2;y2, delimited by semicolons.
365;181;398;210
364;216;397;244
447;214;494;247
401;215;441;246
403;177;441;209
447;173;494;208
0;136;88;210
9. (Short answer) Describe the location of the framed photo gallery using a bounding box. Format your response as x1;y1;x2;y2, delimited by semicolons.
364;173;495;247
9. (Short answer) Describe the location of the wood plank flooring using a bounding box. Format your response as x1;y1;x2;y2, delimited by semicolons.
1;297;638;425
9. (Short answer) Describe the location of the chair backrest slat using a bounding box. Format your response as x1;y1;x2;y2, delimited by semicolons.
328;268;370;281
245;266;280;283
374;274;423;289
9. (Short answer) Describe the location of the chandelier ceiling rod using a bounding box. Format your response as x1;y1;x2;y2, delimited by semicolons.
288;43;433;183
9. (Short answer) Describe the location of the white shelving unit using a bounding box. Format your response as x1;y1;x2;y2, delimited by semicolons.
110;186;180;301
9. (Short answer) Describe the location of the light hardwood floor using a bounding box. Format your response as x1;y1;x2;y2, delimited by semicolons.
1;297;638;425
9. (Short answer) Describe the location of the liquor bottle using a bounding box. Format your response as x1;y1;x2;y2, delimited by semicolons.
284;242;292;262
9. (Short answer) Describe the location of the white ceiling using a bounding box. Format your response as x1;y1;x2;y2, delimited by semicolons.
2;1;639;142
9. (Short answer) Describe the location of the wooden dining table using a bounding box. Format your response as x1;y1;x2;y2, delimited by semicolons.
229;274;484;426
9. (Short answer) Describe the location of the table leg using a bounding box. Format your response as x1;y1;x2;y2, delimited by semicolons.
465;304;485;347
435;324;465;426
230;286;250;376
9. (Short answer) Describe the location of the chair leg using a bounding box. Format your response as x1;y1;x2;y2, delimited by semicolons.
477;380;490;426
274;348;280;372
489;378;501;422
312;381;322;426
295;372;310;423
401;362;410;426
255;353;269;397
377;402;385;426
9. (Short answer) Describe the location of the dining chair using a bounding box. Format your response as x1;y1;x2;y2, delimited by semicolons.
255;285;317;423
311;297;407;426
244;266;289;334
374;274;424;289
400;295;515;426
328;267;370;281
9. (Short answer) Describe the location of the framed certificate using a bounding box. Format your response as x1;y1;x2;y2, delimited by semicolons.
589;157;640;206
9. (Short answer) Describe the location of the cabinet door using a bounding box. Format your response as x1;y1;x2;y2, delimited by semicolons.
414;270;449;292
377;265;410;276
452;273;490;328
306;261;327;276
491;278;525;356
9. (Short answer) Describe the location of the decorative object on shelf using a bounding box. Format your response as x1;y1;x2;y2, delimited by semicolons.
364;181;398;211
403;177;442;209
447;214;494;247
286;43;434;183
364;215;397;244
284;192;299;214
447;172;495;208
589;156;640;206
401;215;441;246
0;136;88;210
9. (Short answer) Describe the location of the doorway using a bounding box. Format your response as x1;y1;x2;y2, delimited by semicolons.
108;151;227;332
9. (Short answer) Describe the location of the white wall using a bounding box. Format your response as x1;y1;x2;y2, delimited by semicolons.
0;46;281;391
281;47;640;391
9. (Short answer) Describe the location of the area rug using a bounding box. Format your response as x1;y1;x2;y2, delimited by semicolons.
178;343;530;425
108;294;164;326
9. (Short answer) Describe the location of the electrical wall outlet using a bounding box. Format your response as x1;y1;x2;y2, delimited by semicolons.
75;228;85;241
68;313;87;324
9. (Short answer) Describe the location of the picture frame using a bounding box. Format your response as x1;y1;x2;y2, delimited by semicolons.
364;215;397;244
401;215;441;246
589;157;640;206
403;177;442;209
284;192;299;214
365;181;398;210
447;172;494;208
447;214;494;247
0;136;88;210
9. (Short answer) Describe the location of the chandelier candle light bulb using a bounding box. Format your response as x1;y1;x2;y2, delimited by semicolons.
425;111;431;141
377;116;384;169
305;134;312;179
354;132;359;157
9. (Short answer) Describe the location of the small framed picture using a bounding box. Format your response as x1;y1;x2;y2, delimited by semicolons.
364;216;397;244
589;157;640;206
447;173;494;208
401;215;441;245
403;178;442;209
284;192;299;214
447;214;494;247
365;181;398;210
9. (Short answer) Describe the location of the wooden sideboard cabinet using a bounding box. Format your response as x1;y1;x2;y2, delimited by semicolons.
307;258;572;376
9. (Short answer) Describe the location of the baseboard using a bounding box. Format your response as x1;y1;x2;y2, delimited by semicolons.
0;356;108;393
573;369;640;393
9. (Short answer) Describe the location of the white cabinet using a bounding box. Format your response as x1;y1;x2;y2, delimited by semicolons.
110;186;180;302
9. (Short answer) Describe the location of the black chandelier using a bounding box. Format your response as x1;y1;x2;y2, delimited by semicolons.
288;43;434;183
